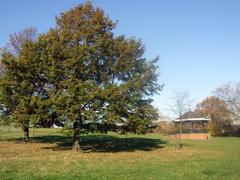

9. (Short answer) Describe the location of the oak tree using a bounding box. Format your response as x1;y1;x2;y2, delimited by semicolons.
42;2;161;150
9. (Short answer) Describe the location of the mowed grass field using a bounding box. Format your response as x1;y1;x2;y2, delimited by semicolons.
0;127;240;180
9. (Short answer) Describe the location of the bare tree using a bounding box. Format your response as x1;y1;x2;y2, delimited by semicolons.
0;27;38;75
168;90;193;148
215;82;240;124
2;27;37;56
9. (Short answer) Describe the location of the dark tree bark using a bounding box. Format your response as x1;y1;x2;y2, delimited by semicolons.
125;133;128;146
23;127;30;143
176;113;183;150
72;118;81;151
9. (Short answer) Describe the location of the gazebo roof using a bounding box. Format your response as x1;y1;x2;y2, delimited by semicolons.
173;118;211;123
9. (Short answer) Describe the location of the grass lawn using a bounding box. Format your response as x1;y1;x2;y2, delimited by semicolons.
0;126;240;180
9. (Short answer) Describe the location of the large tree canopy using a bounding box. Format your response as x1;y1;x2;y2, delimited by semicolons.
0;2;162;149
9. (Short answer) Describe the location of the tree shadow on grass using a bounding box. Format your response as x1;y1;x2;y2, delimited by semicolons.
80;135;167;152
1;134;167;153
0;134;71;144
0;135;70;143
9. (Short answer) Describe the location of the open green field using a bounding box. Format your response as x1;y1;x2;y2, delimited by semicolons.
0;127;240;180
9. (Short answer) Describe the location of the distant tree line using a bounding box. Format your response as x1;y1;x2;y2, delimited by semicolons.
0;2;162;150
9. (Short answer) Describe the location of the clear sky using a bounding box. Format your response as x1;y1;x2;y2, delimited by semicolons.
1;0;240;117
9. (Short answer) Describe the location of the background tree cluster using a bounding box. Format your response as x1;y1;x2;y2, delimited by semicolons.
0;2;161;149
196;96;233;136
196;83;240;136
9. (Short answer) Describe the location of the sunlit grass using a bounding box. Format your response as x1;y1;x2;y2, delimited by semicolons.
0;127;240;179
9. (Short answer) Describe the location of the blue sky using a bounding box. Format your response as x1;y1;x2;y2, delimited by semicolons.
1;0;240;117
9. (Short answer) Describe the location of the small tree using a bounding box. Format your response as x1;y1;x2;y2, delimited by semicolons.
0;28;48;142
168;90;192;148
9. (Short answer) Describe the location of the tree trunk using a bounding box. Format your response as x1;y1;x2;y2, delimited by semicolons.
180;118;183;140
72;118;81;151
176;115;183;150
32;127;34;137
23;127;30;143
73;136;81;151
125;133;128;146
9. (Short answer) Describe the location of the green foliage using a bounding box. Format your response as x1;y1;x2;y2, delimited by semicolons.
0;42;49;140
0;2;161;143
40;2;161;137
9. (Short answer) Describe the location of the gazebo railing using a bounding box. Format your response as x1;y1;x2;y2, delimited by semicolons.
169;129;209;135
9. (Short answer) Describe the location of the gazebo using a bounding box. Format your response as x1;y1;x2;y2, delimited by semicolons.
173;112;211;140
